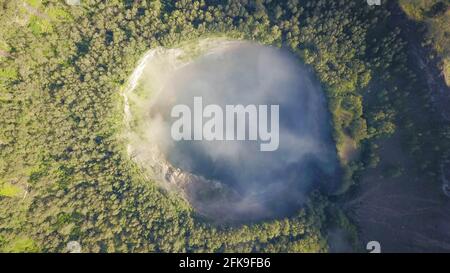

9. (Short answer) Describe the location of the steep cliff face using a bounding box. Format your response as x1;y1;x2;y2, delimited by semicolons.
399;0;450;87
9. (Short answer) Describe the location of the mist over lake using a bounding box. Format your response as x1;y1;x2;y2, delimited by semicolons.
126;41;341;223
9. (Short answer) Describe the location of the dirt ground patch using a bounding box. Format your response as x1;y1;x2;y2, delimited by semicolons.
347;132;450;252
345;3;450;253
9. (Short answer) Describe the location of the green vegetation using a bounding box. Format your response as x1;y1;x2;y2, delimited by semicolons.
0;183;22;197
1;236;39;252
0;0;448;252
399;0;450;85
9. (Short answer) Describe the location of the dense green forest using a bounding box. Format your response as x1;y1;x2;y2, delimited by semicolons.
0;0;448;252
